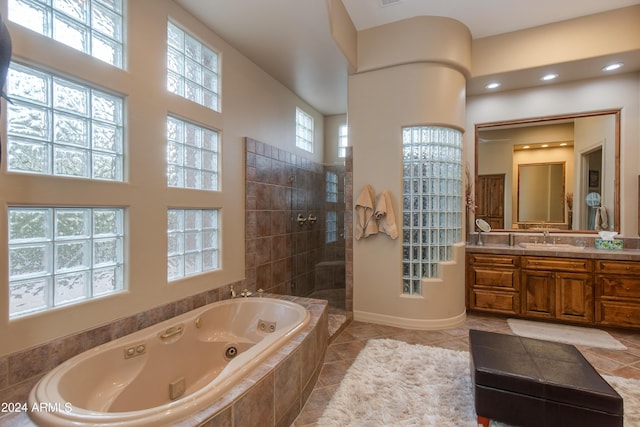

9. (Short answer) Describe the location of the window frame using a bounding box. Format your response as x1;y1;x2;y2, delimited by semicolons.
295;107;314;153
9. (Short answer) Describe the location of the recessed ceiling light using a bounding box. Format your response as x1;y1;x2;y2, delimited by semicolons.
485;82;501;89
603;62;624;72
541;73;558;81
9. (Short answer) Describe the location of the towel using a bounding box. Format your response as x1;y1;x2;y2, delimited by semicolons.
354;185;378;240
595;206;608;230
374;190;398;239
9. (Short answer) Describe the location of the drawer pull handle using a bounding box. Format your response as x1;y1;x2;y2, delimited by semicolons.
626;287;631;291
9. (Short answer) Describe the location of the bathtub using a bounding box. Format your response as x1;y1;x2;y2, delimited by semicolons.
28;297;311;427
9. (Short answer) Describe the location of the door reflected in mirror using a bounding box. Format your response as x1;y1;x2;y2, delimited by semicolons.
475;110;620;233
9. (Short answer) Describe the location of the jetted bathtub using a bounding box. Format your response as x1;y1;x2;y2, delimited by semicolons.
28;297;310;427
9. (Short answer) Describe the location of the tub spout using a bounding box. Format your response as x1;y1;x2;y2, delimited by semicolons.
230;285;236;298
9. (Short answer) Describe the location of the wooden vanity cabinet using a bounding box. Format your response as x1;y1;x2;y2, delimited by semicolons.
521;256;594;324
595;260;640;327
467;254;520;315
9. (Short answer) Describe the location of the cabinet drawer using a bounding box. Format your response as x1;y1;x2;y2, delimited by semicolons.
595;260;640;275
522;256;592;273
468;254;519;267
470;289;519;314
597;276;640;298
470;267;518;290
596;301;640;327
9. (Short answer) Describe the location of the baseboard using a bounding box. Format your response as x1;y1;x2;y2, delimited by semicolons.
353;309;466;330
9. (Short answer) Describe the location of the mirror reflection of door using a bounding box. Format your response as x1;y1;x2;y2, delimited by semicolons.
580;147;603;229
477;174;505;229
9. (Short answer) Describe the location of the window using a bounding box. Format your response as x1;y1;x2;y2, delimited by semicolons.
6;62;124;180
295;107;313;152
8;207;124;318
338;124;348;158
167;21;220;112
326;171;338;202
401;126;463;295
167;209;219;281
167;116;219;190
326;211;337;243
8;0;124;68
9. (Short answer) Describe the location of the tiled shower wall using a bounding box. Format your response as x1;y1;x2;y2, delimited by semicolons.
245;138;347;299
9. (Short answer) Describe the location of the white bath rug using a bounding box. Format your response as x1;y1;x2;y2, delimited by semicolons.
317;338;640;427
507;318;627;350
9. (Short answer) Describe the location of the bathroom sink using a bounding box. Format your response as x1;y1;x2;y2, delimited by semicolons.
518;242;585;251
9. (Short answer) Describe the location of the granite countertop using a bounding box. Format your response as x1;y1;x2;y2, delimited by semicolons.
465;243;640;261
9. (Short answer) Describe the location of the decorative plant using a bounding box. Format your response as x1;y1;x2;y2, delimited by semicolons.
465;164;476;212
565;192;574;211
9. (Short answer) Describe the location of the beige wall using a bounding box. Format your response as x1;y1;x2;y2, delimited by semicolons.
467;73;640;236
1;0;323;356
349;17;470;327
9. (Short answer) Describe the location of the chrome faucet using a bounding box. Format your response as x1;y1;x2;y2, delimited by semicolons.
229;285;236;298
543;229;549;244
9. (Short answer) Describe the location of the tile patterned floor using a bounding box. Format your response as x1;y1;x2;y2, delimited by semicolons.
293;313;640;426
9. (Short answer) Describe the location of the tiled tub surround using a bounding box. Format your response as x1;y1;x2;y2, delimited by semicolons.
1;295;328;427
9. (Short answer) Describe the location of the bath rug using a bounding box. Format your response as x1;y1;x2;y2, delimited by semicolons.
316;338;640;427
507;318;627;350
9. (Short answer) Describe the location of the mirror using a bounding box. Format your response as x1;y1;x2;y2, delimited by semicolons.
518;162;565;223
475;110;620;233
475;218;491;232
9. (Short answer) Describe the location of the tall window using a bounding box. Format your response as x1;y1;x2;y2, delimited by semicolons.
167;209;219;281
401;126;463;295
8;0;124;68
326;171;338;202
295;107;313;152
8;207;124;317
167;21;220;112
6;62;124;180
167;116;219;190
338;124;348;158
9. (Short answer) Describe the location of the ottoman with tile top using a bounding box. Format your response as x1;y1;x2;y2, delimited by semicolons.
469;329;623;427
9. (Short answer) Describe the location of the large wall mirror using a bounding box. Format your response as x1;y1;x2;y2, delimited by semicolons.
475;110;620;233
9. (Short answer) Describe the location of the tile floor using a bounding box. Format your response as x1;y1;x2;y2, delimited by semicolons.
293;313;640;426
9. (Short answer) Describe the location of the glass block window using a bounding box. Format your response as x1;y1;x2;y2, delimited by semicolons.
338;124;348;158
326;211;337;243
8;207;124;318
167;209;219;281
167;21;220;112
326;171;338;202
6;62;124;180
167;116;219;190
8;0;124;68
295;107;313;152
401;126;463;295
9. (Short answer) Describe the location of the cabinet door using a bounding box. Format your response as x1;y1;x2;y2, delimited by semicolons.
522;270;555;318
556;272;593;323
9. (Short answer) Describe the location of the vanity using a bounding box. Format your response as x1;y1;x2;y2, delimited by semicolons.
467;108;640;328
466;239;640;329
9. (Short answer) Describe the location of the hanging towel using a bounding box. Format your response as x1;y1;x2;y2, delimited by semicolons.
595;206;608;230
354;184;378;240
374;190;398;239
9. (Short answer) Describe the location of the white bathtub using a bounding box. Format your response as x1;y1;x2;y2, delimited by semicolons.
28;297;310;427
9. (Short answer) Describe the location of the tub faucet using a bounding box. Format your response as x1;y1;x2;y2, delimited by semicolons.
229;285;236;298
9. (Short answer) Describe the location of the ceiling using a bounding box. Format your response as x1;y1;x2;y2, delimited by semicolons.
175;0;640;116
